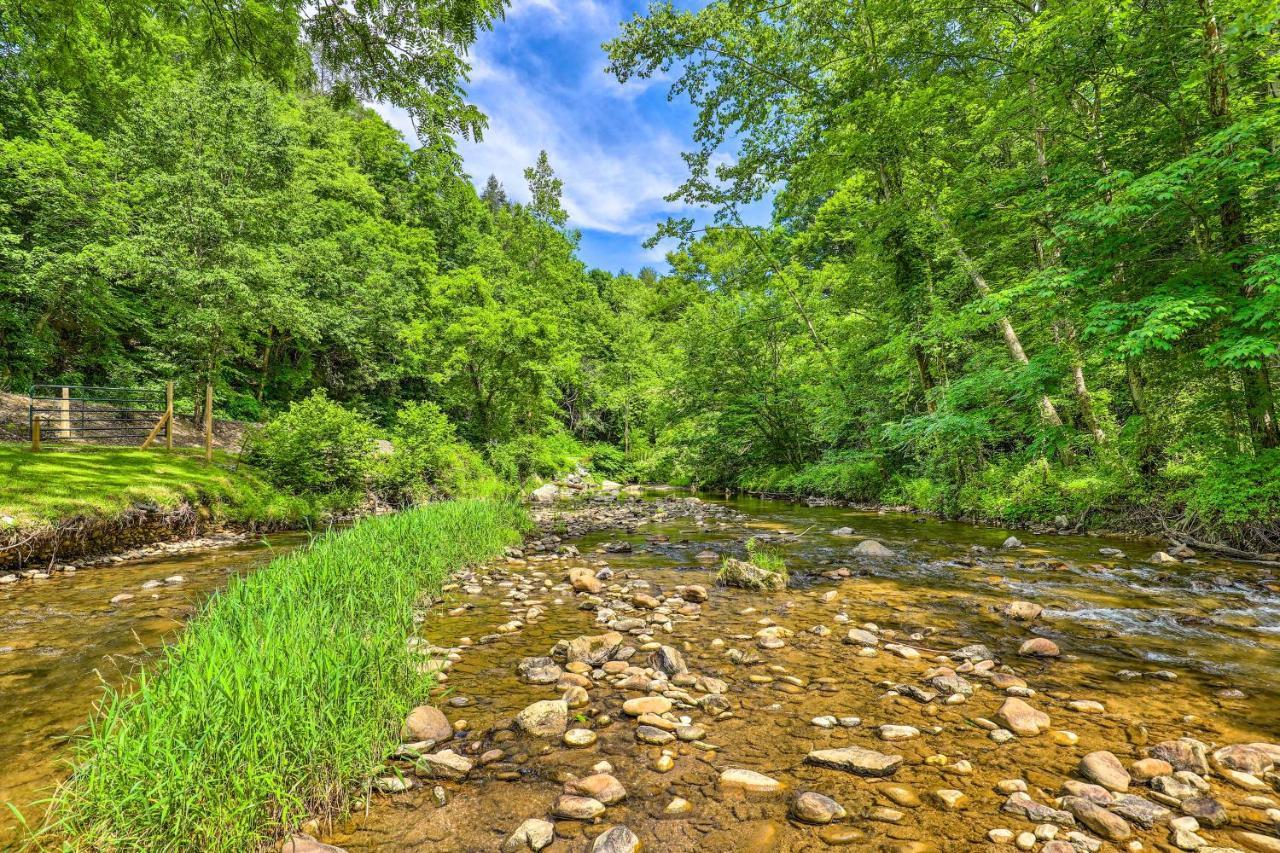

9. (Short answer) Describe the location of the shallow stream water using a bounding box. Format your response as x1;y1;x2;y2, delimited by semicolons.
328;495;1280;851
1;495;1278;851
0;531;309;844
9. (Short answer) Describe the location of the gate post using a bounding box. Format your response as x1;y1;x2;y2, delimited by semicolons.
59;386;70;438
166;381;174;450
31;417;41;452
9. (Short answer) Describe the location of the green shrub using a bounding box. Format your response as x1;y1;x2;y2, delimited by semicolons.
244;392;378;499
586;442;626;477
377;401;505;501
487;428;584;483
1174;449;1280;528
49;500;526;850
736;451;884;502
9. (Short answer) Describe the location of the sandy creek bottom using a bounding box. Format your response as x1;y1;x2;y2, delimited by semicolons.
324;496;1279;852
0;495;1277;851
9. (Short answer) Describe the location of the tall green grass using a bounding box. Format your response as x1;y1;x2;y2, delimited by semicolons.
46;499;526;850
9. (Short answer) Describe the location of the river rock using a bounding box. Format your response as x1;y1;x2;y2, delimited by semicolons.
676;584;708;602
553;795;605;820
852;539;895;558
718;558;786;591
564;728;597;747
1150;739;1211;775
402;705;452;743
1231;830;1280;852
1064;797;1131;841
567;567;603;593
1019;637;1060;657
518;656;562;684
515;700;568;737
531;484;559;502
591;826;642;853
623;696;671;715
566;773;627;804
879;725;920;741
649;644;688;676
1079;751;1130;792
719;768;784;793
1181;795;1228;828
1002;601;1043;621
1002;536;1023;548
805;745;903;777
1001;792;1076;826
1109;794;1171;828
1214;744;1277;776
566;632;624;666
845;627;879;646
503;818;555;852
1132;758;1174;780
636;725;675;745
417;749;472;780
995;697;1050;736
791;791;847;824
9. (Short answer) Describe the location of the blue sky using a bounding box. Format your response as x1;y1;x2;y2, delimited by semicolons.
377;0;767;274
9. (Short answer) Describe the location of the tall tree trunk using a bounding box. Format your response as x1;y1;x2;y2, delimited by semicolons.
933;210;1065;428
1199;0;1280;448
1029;73;1106;441
913;344;937;413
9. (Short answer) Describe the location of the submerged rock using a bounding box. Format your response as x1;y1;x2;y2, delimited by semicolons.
719;768;784;792
805;745;903;777
514;700;568;737
851;539;895;558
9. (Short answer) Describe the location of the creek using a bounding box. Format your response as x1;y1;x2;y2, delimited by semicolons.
2;493;1278;850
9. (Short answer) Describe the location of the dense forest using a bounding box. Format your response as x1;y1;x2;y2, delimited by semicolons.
2;0;1279;546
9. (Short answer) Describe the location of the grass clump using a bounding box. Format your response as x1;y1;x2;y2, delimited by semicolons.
47;499;526;850
0;443;314;528
717;537;788;590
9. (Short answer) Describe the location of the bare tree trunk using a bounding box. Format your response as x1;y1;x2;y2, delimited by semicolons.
934;211;1065;428
1199;0;1280;449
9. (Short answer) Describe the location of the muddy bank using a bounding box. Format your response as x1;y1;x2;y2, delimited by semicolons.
312;494;1279;853
0;500;304;574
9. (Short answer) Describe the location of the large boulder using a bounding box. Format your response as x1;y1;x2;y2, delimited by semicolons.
515;700;569;737
994;697;1050;736
401;705;452;743
530;483;559;503
718;558;786;591
565;631;624;666
567;567;602;594
851;539;895;558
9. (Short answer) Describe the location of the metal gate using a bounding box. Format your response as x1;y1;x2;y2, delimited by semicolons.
29;384;171;445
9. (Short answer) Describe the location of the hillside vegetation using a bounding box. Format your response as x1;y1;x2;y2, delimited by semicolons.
3;0;1280;548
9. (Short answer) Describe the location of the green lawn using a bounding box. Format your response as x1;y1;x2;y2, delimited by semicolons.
0;443;313;528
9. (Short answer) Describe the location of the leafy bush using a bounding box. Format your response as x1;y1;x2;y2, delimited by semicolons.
378;401;504;502
244;392;378;499
487;428;584;483
736;451;884;502
1174;450;1280;528
586;442;627;478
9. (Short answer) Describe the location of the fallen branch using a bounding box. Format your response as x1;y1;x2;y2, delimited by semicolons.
1156;515;1280;567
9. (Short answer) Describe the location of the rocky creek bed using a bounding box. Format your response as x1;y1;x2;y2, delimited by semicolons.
290;493;1280;853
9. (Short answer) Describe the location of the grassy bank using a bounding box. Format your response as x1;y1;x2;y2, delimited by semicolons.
45;500;526;850
0;443;317;529
732;450;1280;549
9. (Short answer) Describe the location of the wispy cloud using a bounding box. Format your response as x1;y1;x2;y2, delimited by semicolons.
375;0;765;270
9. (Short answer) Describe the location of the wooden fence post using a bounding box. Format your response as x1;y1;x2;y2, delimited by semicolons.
31;417;41;452
59;386;70;438
166;381;174;450
204;382;213;463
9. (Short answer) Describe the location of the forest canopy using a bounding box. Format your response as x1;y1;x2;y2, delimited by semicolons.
3;0;1280;545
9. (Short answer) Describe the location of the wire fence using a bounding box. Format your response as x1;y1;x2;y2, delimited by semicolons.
29;384;170;444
